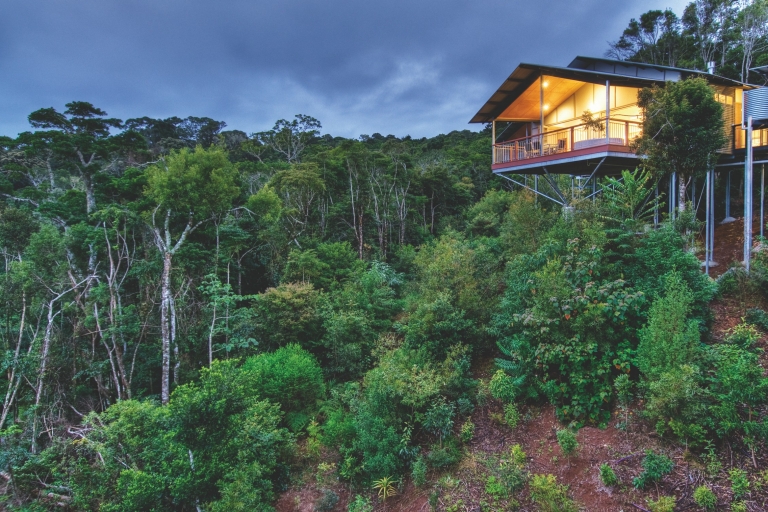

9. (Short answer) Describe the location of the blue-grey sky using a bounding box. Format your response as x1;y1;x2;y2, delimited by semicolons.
1;1;690;139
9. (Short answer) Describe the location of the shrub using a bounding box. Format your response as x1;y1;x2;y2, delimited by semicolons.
636;272;702;380
693;485;717;510
643;364;708;440
485;475;508;500
348;494;373;512
647;495;676;512
252;282;323;351
314;489;339;511
746;308;768;331
423;398;455;442
633;451;674;489
529;474;578;512
426;439;461;469
599;463;618;486
456;397;474;416
510;444;527;467
731;501;747;512
493;234;645;424
556;429;579;458
504;403;520;429
411;456;427;487
242;344;325;431
725;321;761;349
497;463;527;494
489;370;517;403
372;476;397;501
729;468;749;500
460;419;475;443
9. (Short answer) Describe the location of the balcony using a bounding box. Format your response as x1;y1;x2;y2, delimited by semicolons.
493;119;642;168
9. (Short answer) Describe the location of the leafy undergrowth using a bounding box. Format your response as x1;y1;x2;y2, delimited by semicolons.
275;310;768;512
276;401;768;511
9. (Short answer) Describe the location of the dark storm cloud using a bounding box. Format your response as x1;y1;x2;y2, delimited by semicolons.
0;0;689;138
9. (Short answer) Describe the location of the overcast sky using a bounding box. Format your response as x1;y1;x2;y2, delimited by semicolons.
1;0;690;139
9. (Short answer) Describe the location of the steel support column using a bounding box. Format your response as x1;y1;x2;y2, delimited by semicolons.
745;116;754;271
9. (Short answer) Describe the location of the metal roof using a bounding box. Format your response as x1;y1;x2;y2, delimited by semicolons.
470;56;751;124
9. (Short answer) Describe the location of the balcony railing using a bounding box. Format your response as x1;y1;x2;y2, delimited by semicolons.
493;119;643;165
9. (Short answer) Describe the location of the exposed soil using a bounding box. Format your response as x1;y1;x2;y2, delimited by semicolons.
701;213;767;278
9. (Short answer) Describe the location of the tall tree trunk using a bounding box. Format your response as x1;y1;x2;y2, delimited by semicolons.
161;251;172;405
0;293;25;431
82;172;96;215
678;177;688;212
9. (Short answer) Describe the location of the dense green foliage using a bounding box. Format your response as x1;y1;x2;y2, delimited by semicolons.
1;90;767;510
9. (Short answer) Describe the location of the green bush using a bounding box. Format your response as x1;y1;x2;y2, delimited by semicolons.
314;489;339;511
725;321;761;349
411;456;427;487
19;360;296;511
426;438;461;469
731;501;747;512
556;429;579;458
633;451;673;489
529;474;578;512
489;370;517;403
348;494;373;512
622;223;716;327
510;444;527;467
504;403;520;429
729;468;749;500
252;282;323;351
693;485;717;510
460;419;475;443
643;364;708;440
647;495;676;512
485;475;508;499
493;233;645;424
599;463;618;486
242;344;325;431
423;398;456;442
636;272;702;380
746;308;768;331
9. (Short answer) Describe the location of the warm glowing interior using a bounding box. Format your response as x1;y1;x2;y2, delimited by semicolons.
496;75;642;140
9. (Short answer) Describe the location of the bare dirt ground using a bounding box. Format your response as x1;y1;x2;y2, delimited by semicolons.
702;213;767;278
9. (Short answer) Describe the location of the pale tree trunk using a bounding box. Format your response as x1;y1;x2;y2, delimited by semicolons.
395;181;410;246
76;151;98;215
32;277;90;451
678;177;688;212
160;251;172;405
0;292;25;430
152;208;203;405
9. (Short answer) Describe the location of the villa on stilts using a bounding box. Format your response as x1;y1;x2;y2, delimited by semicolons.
471;56;767;272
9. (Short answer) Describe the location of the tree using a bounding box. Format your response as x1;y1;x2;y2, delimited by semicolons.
635;77;726;211
26;102;132;214
736;0;768;83
607;10;683;66
144;146;239;404
254;114;321;163
636;272;702;379
269;163;325;247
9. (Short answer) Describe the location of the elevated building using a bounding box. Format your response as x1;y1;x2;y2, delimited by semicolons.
471;56;756;182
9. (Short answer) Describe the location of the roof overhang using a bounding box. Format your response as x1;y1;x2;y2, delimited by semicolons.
471;57;753;124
